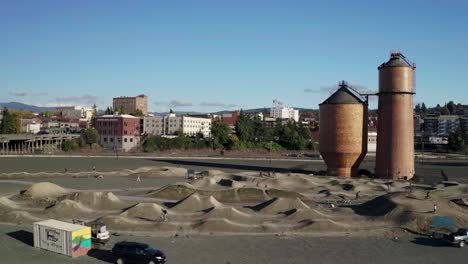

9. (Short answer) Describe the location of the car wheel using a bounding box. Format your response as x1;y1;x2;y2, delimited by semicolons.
459;241;465;248
116;258;125;264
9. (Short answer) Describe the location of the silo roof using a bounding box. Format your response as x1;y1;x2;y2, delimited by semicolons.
320;83;366;105
379;52;414;68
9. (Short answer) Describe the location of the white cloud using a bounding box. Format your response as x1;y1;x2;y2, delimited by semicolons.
200;102;237;108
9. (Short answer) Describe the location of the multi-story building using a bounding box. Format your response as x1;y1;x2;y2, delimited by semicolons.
94;115;140;152
20;118;42;134
464;105;468;117
113;95;148;115
56;106;95;121
142;113;212;138
270;100;299;122
461;117;468;134
423;115;439;135
438;115;460;136
218;110;240;126
142;115;165;136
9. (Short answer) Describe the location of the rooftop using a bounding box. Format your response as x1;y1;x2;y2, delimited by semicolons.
320;81;367;105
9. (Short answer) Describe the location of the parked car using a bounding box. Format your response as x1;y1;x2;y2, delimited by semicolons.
111;241;166;264
444;228;468;247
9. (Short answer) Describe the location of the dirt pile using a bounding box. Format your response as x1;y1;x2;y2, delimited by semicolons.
284;208;332;220
147;183;196;199
46;199;93;217
252;197;310;214
60;191;129;210
22;182;68;199
0;210;41;224
0;197;18;210
121;203;168;221
171;193;223;212
204;207;252;221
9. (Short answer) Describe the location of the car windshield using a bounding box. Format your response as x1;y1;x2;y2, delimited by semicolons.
456;229;467;235
145;246;158;255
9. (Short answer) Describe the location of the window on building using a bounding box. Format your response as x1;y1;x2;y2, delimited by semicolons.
130;138;133;142
118;138;121;143
124;138;127;142
104;137;107;142
110;138;114;142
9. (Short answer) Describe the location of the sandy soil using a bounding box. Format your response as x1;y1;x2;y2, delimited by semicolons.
1;166;467;237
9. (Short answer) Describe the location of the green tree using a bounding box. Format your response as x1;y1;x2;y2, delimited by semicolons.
0;108;20;134
81;128;100;148
62;139;80;151
440;106;450;115
131;109;144;116
39;111;53;118
211;121;231;148
448;130;464;152
117;106;126;115
104;107;114;115
235;110;254;142
421;103;427;113
446;101;455;115
414;103;421;114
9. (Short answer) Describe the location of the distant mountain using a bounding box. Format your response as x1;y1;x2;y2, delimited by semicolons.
0;102;56;113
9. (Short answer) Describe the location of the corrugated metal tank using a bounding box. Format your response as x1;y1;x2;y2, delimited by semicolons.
319;82;368;177
375;53;416;179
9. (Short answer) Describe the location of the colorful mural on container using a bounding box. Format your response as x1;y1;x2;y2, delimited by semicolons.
71;227;91;258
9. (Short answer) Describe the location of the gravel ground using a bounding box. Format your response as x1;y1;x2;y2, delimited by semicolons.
0;156;467;183
1;224;468;264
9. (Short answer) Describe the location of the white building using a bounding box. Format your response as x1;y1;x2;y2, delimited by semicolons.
142;113;212;138
270;100;299;122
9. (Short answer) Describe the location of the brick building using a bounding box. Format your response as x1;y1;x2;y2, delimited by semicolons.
94;115;140;151
113;94;148;115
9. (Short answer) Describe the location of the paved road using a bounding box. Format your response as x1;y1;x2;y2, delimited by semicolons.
0;156;467;184
1;224;468;264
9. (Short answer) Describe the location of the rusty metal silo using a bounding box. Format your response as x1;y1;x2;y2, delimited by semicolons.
319;81;368;177
375;52;416;179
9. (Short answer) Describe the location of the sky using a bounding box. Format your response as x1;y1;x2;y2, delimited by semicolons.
1;0;468;112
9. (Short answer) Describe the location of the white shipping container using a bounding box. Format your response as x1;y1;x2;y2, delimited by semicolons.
34;219;91;258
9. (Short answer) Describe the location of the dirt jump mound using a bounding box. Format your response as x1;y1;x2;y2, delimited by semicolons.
60;191;129;210
121;203;169;221
171;193;223;212
23;182;68;199
251;197;310;214
46;199;94;217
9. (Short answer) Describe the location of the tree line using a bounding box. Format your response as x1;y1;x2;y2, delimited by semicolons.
143;111;315;152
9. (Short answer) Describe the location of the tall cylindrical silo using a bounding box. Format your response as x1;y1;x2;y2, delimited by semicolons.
375;52;416;179
319;81;368;178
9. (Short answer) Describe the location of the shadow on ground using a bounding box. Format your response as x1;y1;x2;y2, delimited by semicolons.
7;230;33;246
87;249;114;263
411;237;451;247
150;158;318;175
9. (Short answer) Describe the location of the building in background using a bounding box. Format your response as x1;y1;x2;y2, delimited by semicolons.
142;115;164;136
113;95;148;115
270;100;299;122
94;115;140;152
423;115;462;136
56;106;95;121
20;118;42;134
437;115;460;136
141;113;212;138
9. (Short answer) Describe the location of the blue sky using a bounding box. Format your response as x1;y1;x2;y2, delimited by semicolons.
1;0;467;112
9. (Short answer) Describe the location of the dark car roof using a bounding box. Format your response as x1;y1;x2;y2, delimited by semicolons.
114;241;150;248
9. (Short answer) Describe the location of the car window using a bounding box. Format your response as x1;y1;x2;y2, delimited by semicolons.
126;246;138;255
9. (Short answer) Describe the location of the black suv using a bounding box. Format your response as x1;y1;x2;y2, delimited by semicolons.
111;241;166;264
